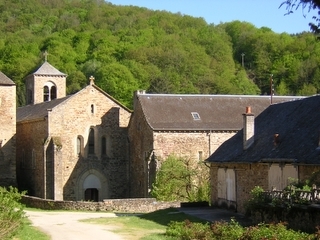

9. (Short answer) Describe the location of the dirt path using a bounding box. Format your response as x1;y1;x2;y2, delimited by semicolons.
25;210;124;240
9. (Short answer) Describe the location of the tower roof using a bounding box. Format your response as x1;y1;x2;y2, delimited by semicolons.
0;71;15;85
33;61;67;76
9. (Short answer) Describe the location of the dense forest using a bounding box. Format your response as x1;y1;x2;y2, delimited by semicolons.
1;0;319;108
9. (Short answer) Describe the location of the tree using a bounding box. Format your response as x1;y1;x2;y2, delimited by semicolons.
280;0;320;33
151;155;210;202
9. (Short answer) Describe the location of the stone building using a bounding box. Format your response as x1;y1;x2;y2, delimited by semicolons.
0;72;16;187
206;95;320;214
128;90;300;198
16;61;132;201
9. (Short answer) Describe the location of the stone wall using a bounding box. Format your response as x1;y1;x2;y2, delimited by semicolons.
21;195;180;213
16;119;48;197
17;84;132;201
0;83;16;187
210;163;269;213
128;93;238;198
25;74;66;104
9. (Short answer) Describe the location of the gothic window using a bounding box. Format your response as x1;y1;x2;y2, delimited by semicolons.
101;136;106;155
50;86;57;100
43;86;49;102
88;128;95;155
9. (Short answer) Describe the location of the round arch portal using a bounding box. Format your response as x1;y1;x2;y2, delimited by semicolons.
76;169;108;201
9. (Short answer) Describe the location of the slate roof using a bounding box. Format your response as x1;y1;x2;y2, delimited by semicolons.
206;95;320;164
17;84;132;123
17;96;71;122
137;93;303;131
0;71;15;85
32;61;67;76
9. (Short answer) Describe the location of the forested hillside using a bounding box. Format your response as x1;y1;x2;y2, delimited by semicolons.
0;0;319;108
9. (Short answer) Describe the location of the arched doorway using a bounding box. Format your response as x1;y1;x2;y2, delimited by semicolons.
84;188;99;202
83;173;101;202
77;169;109;201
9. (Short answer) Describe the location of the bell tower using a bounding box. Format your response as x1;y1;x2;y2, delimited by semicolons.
25;53;67;105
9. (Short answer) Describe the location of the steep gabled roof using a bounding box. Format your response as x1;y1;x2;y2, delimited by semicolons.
17;84;132;123
206;95;320;164
137;93;302;131
0;72;15;85
33;61;67;76
17;96;71;123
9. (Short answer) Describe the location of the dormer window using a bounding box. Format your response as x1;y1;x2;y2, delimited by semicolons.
191;112;200;120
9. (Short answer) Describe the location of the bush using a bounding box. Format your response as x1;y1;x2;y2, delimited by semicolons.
0;186;26;239
166;219;313;240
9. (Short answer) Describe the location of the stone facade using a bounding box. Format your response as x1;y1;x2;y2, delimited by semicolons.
0;77;16;187
210;163;269;213
17;62;132;201
128;91;239;197
25;62;67;105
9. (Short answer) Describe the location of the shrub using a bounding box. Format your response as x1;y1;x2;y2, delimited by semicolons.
0;186;26;239
166;219;313;240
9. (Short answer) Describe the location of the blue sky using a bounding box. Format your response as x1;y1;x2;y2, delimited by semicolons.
108;0;317;34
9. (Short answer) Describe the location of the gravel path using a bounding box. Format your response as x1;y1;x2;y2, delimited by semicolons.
25;210;124;240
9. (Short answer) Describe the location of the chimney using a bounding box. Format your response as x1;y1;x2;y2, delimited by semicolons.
243;106;254;150
133;90;146;110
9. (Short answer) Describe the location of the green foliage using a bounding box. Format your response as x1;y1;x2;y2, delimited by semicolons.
0;186;26;239
0;0;319;108
245;186;268;215
166;219;311;240
151;155;210;202
12;218;50;240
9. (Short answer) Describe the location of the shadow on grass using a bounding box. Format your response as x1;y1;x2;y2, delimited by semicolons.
126;207;208;227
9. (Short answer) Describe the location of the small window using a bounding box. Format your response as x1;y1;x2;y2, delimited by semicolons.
101;136;106;155
77;137;81;155
88;128;95;155
191;112;200;120
91;104;94;114
44;86;49;102
50;86;57;100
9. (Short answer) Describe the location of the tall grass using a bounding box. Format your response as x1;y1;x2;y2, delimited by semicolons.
0;186;25;239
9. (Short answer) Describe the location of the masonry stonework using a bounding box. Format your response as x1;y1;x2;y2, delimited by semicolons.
210;163;269;213
129;91;239;198
17;64;132;202
0;83;16;187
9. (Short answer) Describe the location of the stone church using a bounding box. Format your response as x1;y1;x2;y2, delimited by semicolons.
16;61;132;201
0;59;303;202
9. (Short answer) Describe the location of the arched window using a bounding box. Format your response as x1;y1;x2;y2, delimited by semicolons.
43;81;57;102
101;136;106;155
77;136;81;155
88;128;95;155
50;86;57;100
43;86;49;102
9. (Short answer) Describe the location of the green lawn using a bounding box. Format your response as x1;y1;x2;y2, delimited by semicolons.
81;208;207;240
11;218;50;240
